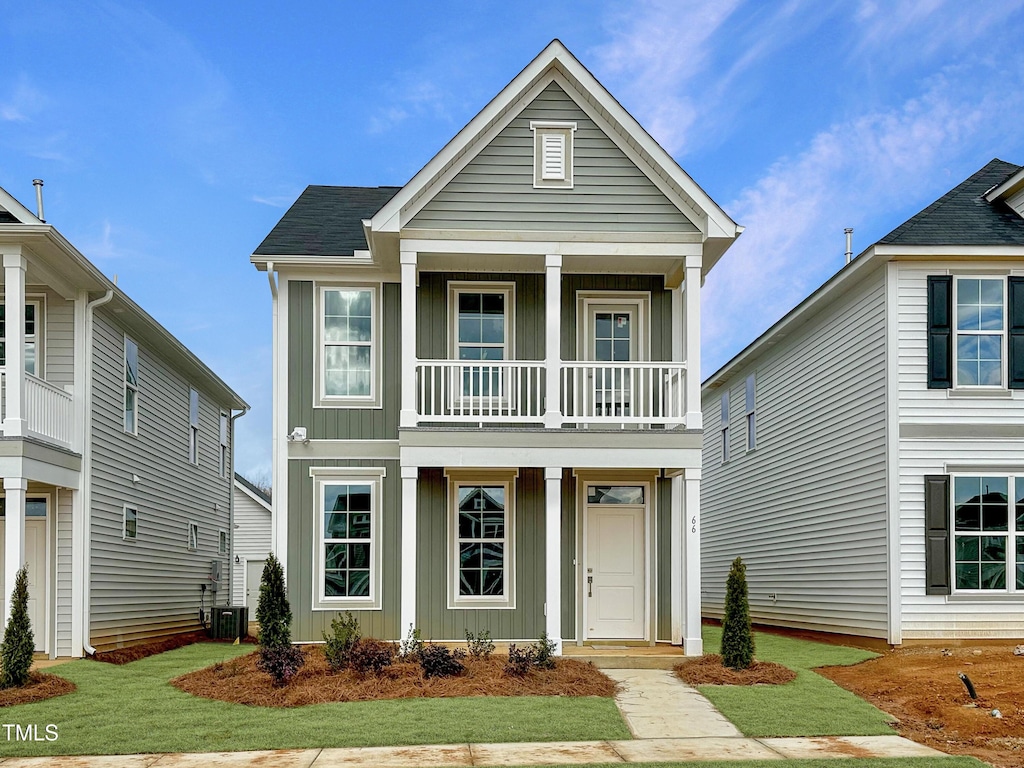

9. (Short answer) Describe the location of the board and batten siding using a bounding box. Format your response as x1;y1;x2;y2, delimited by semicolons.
407;82;698;234
231;484;272;607
88;311;234;649
287;458;401;642
561;275;672;361
701;265;889;638
288;280;400;441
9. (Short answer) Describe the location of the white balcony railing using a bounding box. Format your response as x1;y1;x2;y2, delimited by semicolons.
414;360;687;427
417;360;545;422
561;362;687;426
0;372;75;448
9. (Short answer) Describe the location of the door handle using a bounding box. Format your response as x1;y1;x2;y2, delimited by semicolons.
587;575;593;597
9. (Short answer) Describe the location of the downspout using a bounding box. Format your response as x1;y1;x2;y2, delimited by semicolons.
228;406;250;606
266;263;281;561
81;289;114;656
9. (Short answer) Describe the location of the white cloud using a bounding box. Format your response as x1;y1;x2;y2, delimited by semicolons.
250;193;297;208
367;78;452;134
0;75;47;122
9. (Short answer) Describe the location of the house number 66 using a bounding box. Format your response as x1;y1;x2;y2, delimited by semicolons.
691;516;697;533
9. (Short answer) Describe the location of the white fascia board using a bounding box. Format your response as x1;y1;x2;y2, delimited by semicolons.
401;444;701;471
0;186;40;224
250;254;380;270
702;245;887;390
985;168;1024;202
234;480;272;512
400;237;702;258
873;244;1024;258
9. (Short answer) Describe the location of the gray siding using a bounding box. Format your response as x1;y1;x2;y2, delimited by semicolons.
88;311;234;649
655;476;671;642
287;459;401;642
700;265;889;638
231;484;272;606
55;487;73;656
288;280;400;441
34;285;75;389
408;82;697;234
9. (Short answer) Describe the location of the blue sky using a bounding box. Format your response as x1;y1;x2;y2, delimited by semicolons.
2;0;1023;481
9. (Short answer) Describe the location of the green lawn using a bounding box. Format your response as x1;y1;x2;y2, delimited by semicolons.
695;626;897;738
1;643;629;757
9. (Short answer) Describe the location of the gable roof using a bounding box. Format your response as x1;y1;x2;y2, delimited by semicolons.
879;159;1024;246
254;185;401;257
234;472;271;507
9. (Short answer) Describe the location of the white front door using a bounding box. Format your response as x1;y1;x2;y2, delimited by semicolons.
0;517;48;652
584;485;646;640
245;559;265;618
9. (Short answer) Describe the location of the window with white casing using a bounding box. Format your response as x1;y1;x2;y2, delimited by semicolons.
0;299;41;376
219;529;228;555
187;521;198;551
952;475;1024;593
745;374;756;451
123;506;138;540
449;472;516;609
954;277;1005;387
449;283;514;401
219;411;228;477
189;388;199;465
124;336;139;434
319;285;380;406
720;392;730;463
312;468;384;610
530;121;576;189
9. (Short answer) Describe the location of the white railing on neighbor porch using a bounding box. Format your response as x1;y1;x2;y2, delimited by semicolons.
416;360;545;422
0;372;74;448
560;361;687;426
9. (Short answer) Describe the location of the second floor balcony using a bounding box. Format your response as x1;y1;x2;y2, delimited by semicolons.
0;371;74;449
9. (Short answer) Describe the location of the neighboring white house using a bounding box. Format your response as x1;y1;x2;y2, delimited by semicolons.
0;183;248;656
231;472;271;618
701;159;1024;644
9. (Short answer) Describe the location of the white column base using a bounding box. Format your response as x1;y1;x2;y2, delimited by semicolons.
685;411;703;429
2;418;27;437
684;636;703;656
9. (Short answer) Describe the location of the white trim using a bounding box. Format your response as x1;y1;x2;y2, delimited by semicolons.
122;504;138;541
669;475;683;644
310;468;386;611
188;387;200;465
744;373;756;452
314;283;383;408
530;121;576;189
447;281;516;407
400;251;418;427
952;275;1007;390
272;270;289;573
400;465;417;636
218;528;228;555
544;466;562;654
187;520;199;551
682;474;701;656
123;334;139;436
885;260;903;644
577;292;651;363
948;473;1024;596
0;296;44;377
0;491;52;655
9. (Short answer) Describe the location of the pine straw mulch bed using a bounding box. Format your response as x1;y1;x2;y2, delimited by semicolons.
0;672;76;707
172;645;618;707
92;631;257;665
674;654;797;686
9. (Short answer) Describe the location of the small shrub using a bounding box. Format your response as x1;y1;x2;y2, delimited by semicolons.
323;612;361;671
256;553;292;650
257;644;305;687
349;638;396;676
721;556;755;670
419;643;466;678
398;624;424;661
531;631;557;670
0;565;34;689
504;643;535;677
465;628;495;659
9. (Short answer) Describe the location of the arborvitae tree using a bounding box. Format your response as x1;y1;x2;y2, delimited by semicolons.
720;556;754;670
256;553;292;649
1;565;35;688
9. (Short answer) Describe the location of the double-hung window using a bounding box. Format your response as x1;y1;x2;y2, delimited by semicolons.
188;388;199;464
319;285;379;406
720;392;730;463
449;283;514;401
219;411;228;477
0;300;40;376
952;475;1024;593
311;468;384;609
123;506;138;540
124;336;139;434
954;277;1004;387
448;471;516;609
745;374;756;451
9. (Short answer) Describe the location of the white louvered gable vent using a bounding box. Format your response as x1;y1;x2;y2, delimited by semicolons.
530;121;576;189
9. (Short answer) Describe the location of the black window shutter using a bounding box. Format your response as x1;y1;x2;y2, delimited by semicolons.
927;276;952;389
924;474;951;595
1008;277;1024;389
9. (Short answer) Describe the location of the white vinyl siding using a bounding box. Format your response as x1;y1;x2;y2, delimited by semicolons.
230;482;272;606
701;265;889;639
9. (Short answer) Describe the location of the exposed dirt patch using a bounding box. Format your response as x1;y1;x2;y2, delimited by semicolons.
0;672;76;707
92;631;257;665
819;645;1024;768
172;646;617;707
674;653;797;686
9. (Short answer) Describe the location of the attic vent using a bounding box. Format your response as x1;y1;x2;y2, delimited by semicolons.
530;121;576;189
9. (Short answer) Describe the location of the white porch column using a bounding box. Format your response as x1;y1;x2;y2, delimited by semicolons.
544;467;562;655
3;477;27;629
669;473;683;645
3;250;28;437
400;251;418;428
683;255;702;429
683;468;702;656
543;255;562;428
400;465;418;637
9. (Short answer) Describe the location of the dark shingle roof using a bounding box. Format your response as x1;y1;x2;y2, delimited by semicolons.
0;210;20;223
253;185;402;256
879;159;1024;246
234;472;271;505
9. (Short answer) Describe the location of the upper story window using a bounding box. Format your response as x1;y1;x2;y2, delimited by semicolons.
720;392;730;463
952;475;1023;593
124;336;139;434
123;506;138;540
449;283;514;399
318;285;380;407
745;374;756;451
219;411;228;477
188;388;199;464
530;121;576;189
954;277;1004;387
0;300;41;376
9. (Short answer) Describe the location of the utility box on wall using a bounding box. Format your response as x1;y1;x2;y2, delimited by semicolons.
209;605;248;640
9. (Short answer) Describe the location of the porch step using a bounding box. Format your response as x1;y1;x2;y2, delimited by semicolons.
562;643;687;670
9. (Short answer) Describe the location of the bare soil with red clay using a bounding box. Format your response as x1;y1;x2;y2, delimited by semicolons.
819;645;1024;768
0;672;76;707
674;654;796;686
172;645;617;707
